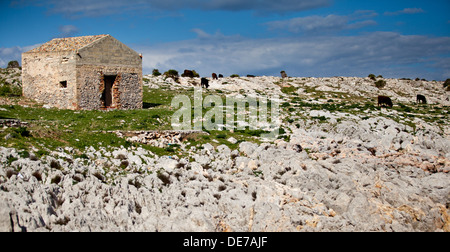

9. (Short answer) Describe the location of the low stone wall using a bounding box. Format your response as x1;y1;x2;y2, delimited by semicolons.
0;119;28;128
113;130;206;148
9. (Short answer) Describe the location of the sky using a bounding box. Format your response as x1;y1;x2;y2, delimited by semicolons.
1;0;449;80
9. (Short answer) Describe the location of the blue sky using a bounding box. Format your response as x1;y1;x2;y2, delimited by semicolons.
1;0;449;80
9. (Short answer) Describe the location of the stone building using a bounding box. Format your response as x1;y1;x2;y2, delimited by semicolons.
22;34;143;110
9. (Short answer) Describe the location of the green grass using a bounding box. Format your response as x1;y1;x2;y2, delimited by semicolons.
0;85;283;158
0;86;184;155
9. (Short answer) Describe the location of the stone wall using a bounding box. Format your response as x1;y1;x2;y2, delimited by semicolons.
76;35;143;110
21;51;78;110
119;73;142;110
77;35;142;67
76;65;142;110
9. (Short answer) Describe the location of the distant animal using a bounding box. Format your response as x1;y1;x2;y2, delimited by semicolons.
417;94;427;104
201;78;209;89
212;73;218;80
218;74;224;78
378;96;393;108
280;71;288;79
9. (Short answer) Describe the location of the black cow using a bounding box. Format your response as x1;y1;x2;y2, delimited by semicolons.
201;78;209;89
417;94;427;104
218;74;224;78
378;96;393;108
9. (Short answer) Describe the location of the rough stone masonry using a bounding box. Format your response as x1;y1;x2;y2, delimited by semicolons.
22;35;143;110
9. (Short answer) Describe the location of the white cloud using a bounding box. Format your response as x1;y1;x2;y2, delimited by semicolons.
136;30;450;80
384;8;425;16
0;44;39;67
265;11;377;34
58;25;79;37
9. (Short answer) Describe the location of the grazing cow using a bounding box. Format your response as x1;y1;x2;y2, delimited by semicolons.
280;71;288;79
378;96;393;108
201;78;209;89
212;73;218;80
218;74;224;78
417;94;427;104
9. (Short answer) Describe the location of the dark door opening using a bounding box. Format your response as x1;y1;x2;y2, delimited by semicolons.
102;75;116;107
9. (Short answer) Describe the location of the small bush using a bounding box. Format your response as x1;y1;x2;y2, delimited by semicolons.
164;69;179;83
368;74;376;81
13;127;31;137
7;60;20;69
0;83;22;97
230;74;240;78
164;69;179;78
152;69;161;76
192;70;200;78
181;70;200;78
375;80;387;89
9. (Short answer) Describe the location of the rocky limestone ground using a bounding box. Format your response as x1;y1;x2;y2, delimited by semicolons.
1;74;449;232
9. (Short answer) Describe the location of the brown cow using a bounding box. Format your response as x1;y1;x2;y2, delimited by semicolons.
212;73;218;80
378;96;393;108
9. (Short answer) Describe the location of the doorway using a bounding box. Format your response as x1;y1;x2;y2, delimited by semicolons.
102;75;116;107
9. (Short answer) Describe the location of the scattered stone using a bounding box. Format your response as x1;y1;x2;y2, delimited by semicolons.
227;137;238;144
1;74;449;232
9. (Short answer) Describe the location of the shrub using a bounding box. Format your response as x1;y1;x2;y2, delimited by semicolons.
230;74;240;78
13;127;31;137
7;60;20;69
368;74;376;81
181;70;200;78
0;83;22;97
164;69;179;78
375;80;387;89
164;69;179;82
152;69;161;76
192;70;200;78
